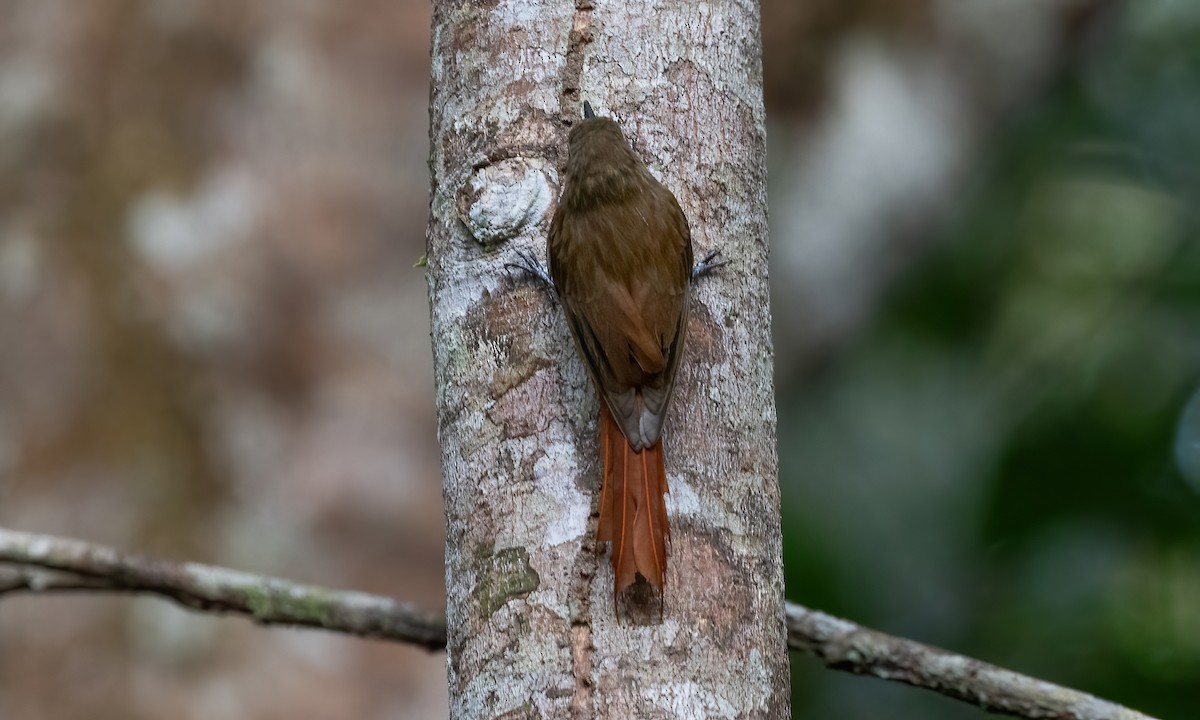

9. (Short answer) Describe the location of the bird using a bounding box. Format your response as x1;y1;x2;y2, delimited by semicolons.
514;101;718;613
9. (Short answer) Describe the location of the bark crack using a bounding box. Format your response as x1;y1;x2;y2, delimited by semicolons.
561;0;595;119
562;5;598;710
569;490;599;717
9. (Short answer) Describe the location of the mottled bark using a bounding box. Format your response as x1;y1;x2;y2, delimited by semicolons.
426;0;789;718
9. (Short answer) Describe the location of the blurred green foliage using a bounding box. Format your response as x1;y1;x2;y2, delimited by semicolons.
779;4;1200;718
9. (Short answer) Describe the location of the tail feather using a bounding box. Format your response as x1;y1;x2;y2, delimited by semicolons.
598;403;669;597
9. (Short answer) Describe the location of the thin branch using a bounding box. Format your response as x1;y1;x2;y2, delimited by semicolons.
0;527;1158;720
785;605;1157;720
0;527;446;650
0;567;116;594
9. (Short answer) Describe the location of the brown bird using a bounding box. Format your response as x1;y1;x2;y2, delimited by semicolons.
537;101;713;609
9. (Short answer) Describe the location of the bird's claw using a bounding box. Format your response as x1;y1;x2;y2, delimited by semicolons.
691;249;725;280
505;247;555;290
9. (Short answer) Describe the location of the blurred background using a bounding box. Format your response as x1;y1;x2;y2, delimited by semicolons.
0;1;1196;719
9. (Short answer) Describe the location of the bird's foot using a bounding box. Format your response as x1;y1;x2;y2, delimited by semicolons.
691;249;726;280
505;247;555;290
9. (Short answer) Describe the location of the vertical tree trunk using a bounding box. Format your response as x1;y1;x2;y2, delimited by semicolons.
426;1;789;717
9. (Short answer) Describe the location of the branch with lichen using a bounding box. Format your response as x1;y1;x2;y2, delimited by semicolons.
0;526;1157;720
786;605;1157;720
0;527;446;650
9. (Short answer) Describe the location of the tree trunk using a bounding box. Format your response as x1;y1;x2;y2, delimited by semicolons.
426;0;789;717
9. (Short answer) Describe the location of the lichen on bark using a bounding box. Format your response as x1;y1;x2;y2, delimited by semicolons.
473;546;541;619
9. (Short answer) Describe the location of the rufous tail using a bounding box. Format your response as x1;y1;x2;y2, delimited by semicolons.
597;402;669;598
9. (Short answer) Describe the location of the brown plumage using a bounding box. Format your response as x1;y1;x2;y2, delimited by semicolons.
548;105;692;606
